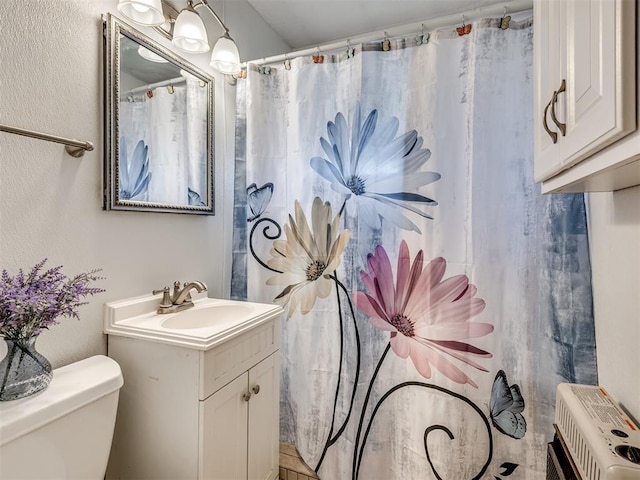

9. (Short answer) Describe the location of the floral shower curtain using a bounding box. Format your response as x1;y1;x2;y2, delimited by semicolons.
232;14;597;479
119;79;208;205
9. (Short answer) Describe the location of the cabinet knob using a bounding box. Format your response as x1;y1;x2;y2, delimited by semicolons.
252;385;261;395
242;392;252;402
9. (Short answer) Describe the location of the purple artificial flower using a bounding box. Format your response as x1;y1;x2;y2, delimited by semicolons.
0;259;105;338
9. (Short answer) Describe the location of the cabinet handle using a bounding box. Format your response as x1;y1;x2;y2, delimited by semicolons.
543;97;558;144
242;392;252;402
550;79;567;137
252;385;261;395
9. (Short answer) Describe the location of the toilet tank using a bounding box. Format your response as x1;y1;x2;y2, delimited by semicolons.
0;355;123;480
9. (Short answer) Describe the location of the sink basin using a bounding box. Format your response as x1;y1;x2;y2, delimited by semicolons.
161;304;255;329
104;295;283;350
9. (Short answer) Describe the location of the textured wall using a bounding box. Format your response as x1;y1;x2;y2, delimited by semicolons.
589;186;640;422
0;0;288;367
1;0;637;432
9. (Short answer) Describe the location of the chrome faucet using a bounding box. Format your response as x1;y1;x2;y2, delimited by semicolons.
152;281;208;314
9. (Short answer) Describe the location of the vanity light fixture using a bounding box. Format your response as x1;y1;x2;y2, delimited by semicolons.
117;0;241;75
173;0;241;75
172;2;210;54
117;0;165;26
209;30;240;74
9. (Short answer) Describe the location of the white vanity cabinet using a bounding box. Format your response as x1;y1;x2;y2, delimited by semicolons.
534;0;640;193
201;352;279;480
105;308;281;480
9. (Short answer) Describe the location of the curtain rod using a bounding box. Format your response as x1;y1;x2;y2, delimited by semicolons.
127;76;187;95
244;0;533;67
0;124;94;158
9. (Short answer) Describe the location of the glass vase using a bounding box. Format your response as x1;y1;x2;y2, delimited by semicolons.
0;335;53;401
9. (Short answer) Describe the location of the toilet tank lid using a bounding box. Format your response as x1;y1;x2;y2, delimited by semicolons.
0;355;123;447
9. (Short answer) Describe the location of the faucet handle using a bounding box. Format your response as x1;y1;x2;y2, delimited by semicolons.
165;281;182;303
152;286;172;307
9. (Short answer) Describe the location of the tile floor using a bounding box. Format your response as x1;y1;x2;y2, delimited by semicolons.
279;443;319;480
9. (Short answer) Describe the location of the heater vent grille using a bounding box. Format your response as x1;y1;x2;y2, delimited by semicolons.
556;398;602;480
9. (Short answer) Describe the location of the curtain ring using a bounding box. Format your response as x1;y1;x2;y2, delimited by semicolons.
382;32;390;51
500;7;511;29
346;39;355;58
313;47;324;63
416;24;429;45
457;15;472;36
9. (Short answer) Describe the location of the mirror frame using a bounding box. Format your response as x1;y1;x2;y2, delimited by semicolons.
103;13;215;215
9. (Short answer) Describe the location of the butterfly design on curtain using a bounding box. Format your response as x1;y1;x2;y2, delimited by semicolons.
247;182;274;222
490;370;527;439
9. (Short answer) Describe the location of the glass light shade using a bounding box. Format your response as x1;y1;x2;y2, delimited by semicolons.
117;0;165;26
210;34;241;74
172;9;210;54
180;69;199;80
137;45;168;63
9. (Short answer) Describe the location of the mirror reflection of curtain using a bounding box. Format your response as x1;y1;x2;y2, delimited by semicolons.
119;78;207;206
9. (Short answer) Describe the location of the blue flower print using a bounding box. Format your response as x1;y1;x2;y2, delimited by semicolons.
119;138;151;201
310;108;441;233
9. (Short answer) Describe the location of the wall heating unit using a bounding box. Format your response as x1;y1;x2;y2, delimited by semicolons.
547;383;640;480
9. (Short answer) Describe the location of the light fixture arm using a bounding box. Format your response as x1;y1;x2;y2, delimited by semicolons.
193;0;231;35
154;0;241;74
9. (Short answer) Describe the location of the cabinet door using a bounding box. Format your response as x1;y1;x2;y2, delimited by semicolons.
534;0;565;182
534;0;636;184
201;372;249;480
560;0;636;168
248;353;280;480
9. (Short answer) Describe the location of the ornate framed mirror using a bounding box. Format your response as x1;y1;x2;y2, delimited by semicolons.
103;13;214;215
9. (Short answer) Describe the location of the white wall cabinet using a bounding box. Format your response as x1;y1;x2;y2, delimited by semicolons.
106;316;280;480
534;0;639;193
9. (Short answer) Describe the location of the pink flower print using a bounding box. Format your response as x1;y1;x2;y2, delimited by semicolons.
354;241;494;387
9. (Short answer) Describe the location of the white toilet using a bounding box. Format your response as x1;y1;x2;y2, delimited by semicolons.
0;355;124;479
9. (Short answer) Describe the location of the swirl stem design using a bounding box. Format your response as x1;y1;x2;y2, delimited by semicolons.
249;217;283;273
354;373;494;479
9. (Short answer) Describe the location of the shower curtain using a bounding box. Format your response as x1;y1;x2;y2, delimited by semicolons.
119;79;208;205
232;15;597;479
